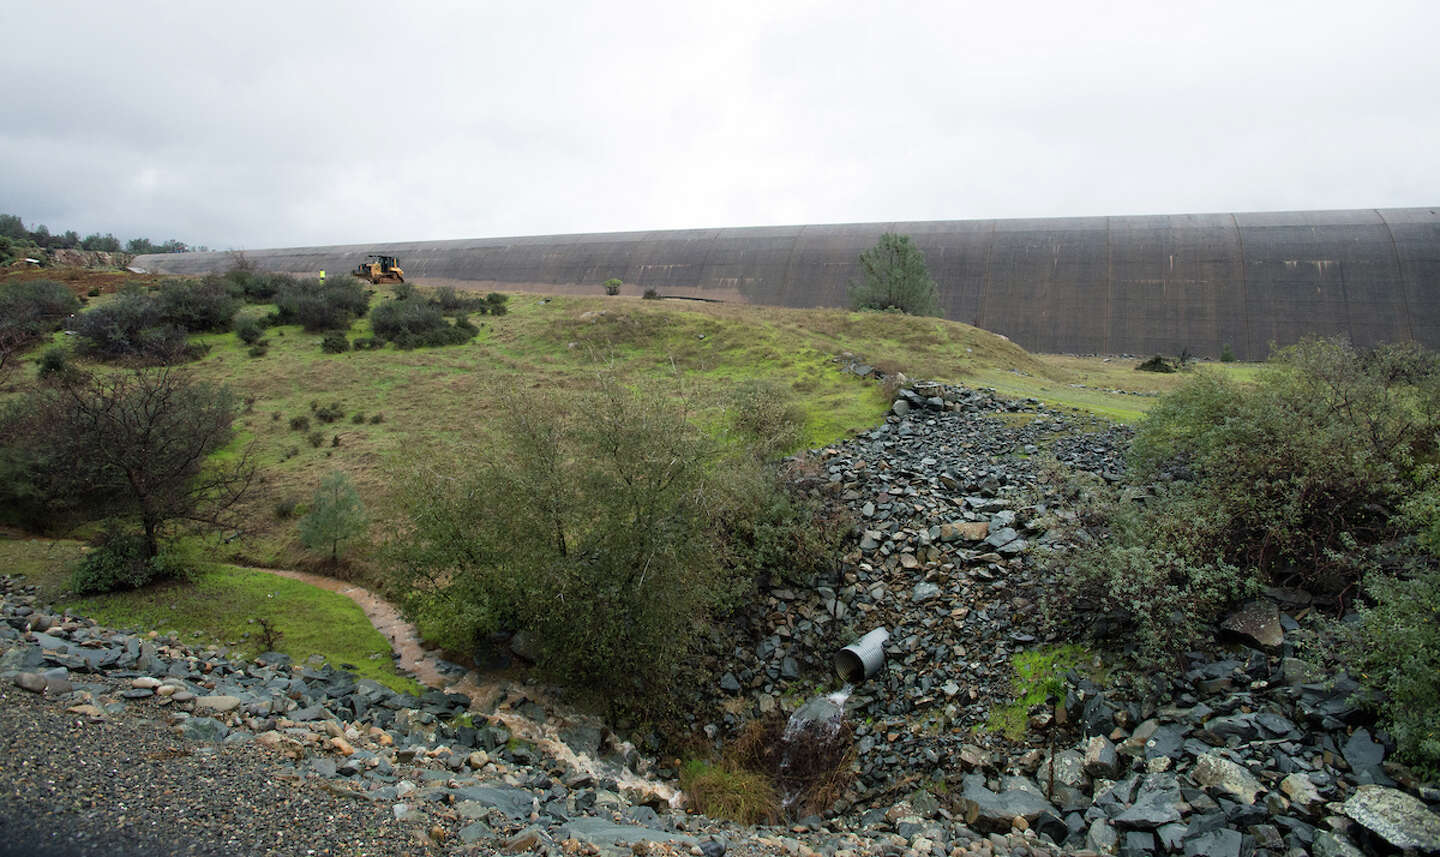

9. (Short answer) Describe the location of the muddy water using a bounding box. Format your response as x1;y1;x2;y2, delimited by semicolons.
255;567;680;804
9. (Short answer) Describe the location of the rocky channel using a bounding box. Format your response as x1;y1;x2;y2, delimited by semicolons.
2;370;1439;856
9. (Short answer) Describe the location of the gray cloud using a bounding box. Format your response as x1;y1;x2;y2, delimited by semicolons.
3;0;1436;249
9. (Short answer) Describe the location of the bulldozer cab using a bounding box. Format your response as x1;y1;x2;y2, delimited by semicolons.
353;254;404;284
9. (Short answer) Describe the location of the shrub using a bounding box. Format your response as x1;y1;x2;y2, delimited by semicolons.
642;288;659;300
390;380;730;704
369;300;476;348
1135;355;1175;373
73;293;196;361
483;292;509;316
392;281;414;301
351;336;383;350
1353;567;1440;778
87;287;101;298
274;498;299;520
235;318;264;345
351;412;366;425
314;402;344;423
68;527;200;594
273;278;369;331
36;346;70;379
289;415;310;431
321;331;350;353
247;345;268;358
155;278;241;332
368;413;384;424
603;278;622;296
727;380;806;459
1219;343;1236;363
307;431;325;448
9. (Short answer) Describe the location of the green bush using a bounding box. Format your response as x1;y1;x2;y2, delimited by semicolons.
69;527;201;594
483;292;508;316
289;415;310;431
1220;343;1236;363
1129;339;1440;591
642;288;659;300
307;431;325;448
235;318;264;345
247;345;268;358
36;346;70;379
1353;567;1440;778
321;331;350;353
274;278;369;331
155;278;241;332
603;278;622;296
74;293;196;361
314;402;344;423
728;379;806;459
351;336;383;350
369;300;476;348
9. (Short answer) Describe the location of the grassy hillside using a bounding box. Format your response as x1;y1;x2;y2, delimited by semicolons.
5;273;1238;571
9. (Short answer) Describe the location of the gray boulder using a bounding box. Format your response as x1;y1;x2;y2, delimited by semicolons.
1341;784;1440;852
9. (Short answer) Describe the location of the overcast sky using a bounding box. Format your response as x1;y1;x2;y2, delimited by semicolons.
3;1;1437;249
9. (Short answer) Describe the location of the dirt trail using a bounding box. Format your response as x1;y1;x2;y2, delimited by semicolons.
253;567;680;803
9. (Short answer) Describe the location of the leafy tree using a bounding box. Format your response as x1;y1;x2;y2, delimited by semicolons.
299;471;368;563
4;367;255;558
848;232;942;316
0;214;26;240
603;278;622;296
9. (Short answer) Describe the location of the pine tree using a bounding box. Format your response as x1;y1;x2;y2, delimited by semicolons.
299;471;368;563
848;232;942;317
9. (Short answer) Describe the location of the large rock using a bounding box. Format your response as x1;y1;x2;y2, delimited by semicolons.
957;774;1057;833
1220;600;1283;651
1341;784;1440;852
1191;754;1263;805
558;817;697;848
1279;773;1324;816
195;695;241;713
1085;735;1121;778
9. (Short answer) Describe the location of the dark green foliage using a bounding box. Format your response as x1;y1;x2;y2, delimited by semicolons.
247;345;268;358
80;232;121;252
392;381;724;701
73;293;196;362
392;282;415;301
321;331;350;353
351;412;366;424
69;527;156;594
289;415;310;431
0;279;80;376
603;278;622;296
313;402;344;423
642;288;659;300
368;413;384;424
1135;355;1176;373
155;278;241;333
298;471;368;562
274;498;299;520
351;337;383;351
391;380;844;709
273;278;369;331
1353;567;1440;777
1130;338;1440;590
483;292;509;316
1220;343;1236;363
848;233;941;316
224;270;296;303
36;346;70;379
368;300;477;348
235;318;264;345
3;368;252;558
307;431;325;448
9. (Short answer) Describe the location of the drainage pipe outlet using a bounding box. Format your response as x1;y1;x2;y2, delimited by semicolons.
834;627;889;682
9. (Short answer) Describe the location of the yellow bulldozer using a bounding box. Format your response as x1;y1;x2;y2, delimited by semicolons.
353;254;404;284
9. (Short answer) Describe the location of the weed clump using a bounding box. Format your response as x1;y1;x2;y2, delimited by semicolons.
289;415;310;432
321;331;350;353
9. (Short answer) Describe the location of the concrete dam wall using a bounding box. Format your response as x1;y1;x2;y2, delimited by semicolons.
135;207;1440;361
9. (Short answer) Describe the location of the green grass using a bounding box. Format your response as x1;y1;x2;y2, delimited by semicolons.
984;644;1093;741
0;536;420;694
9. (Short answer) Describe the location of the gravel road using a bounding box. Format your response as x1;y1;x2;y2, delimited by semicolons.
0;685;456;857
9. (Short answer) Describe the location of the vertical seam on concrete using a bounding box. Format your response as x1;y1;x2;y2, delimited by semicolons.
1375;209;1415;341
1104;217;1113;354
979;220;996;328
1230;213;1254;359
778;226;803;305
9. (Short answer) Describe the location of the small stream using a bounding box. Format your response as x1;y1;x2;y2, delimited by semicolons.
256;567;680;804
